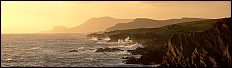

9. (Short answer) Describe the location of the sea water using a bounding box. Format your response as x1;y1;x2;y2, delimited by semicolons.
1;33;159;67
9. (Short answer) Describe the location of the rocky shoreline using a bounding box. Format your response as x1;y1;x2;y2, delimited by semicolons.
86;17;231;67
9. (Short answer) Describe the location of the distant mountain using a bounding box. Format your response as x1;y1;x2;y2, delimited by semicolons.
37;26;69;33
51;26;69;33
69;16;133;33
40;16;133;33
106;17;207;31
39;17;206;33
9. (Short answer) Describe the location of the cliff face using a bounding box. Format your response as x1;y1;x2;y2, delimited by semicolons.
162;18;231;67
87;17;231;67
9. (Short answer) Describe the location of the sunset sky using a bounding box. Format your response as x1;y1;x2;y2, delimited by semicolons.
1;1;231;33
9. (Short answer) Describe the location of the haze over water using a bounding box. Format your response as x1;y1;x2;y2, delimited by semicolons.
1;33;158;67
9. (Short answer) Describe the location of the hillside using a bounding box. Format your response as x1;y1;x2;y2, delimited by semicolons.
106;17;206;31
87;17;231;67
69;16;133;33
87;18;217;43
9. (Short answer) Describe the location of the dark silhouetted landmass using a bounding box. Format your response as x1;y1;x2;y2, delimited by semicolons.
39;16;133;33
69;16;133;33
51;26;69;33
87;17;231;67
95;47;123;52
106;17;206;31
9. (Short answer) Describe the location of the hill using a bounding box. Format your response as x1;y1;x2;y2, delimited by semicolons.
106;17;206;31
87;17;231;67
39;16;133;33
69;16;133;33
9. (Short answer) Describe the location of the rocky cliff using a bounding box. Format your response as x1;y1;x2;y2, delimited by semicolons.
87;17;231;67
162;17;231;67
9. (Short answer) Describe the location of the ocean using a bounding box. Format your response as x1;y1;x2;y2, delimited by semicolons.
1;33;158;67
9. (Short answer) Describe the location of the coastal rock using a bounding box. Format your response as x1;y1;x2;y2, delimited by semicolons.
68;50;79;52
161;17;231;67
95;47;123;52
122;56;140;64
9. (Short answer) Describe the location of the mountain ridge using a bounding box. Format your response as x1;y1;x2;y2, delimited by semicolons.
106;17;207;31
39;16;133;33
39;17;209;33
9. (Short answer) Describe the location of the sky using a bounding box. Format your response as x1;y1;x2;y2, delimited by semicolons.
1;1;231;33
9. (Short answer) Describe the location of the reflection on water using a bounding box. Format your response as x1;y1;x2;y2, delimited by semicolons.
1;34;158;67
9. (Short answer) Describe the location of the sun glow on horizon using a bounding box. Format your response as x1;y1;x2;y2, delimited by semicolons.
1;1;231;33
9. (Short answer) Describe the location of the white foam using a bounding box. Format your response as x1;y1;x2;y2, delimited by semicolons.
117;39;124;43
109;43;143;51
31;47;43;50
122;43;144;50
117;37;133;44
84;58;93;61
91;37;98;41
95;40;109;44
5;58;13;61
125;37;133;43
104;37;111;41
78;47;84;50
117;51;130;54
133;55;142;58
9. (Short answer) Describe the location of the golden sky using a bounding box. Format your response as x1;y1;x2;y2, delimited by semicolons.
1;1;231;33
